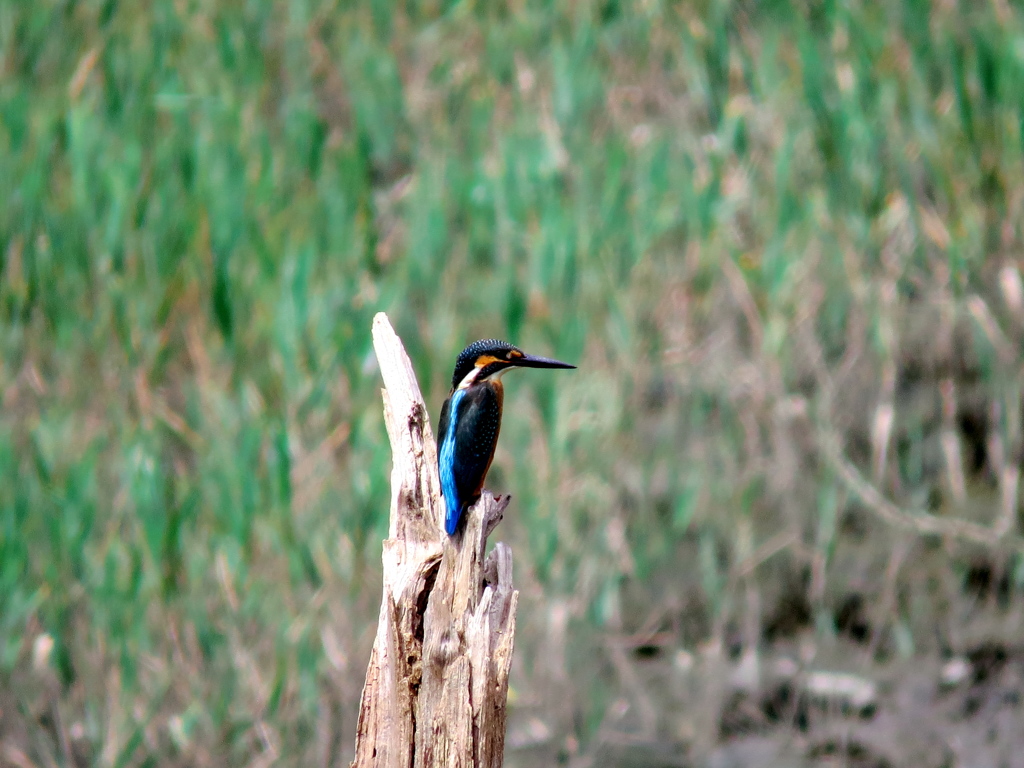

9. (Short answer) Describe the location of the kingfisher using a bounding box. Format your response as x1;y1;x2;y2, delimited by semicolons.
437;339;575;535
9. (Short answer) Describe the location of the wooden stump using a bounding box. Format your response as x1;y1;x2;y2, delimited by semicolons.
351;313;518;768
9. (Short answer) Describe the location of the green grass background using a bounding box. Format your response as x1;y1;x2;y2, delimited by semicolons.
4;0;1024;765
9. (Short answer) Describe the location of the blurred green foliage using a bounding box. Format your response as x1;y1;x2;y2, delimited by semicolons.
4;0;1024;765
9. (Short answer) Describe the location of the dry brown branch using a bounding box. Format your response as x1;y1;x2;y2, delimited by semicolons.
821;426;1024;550
795;315;1024;552
350;313;518;768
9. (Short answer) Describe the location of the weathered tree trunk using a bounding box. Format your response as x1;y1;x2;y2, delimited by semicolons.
351;313;518;768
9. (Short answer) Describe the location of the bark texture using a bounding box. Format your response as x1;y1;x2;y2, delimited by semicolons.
351;313;518;768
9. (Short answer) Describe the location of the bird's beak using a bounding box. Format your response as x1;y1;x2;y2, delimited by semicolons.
514;352;577;370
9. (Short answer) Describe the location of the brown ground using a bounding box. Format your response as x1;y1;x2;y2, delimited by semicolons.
505;591;1024;768
504;643;1024;768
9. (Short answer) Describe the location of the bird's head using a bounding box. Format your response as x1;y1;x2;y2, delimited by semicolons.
450;339;576;390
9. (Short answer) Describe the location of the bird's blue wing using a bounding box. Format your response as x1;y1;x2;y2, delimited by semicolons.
451;384;502;530
438;384;503;535
438;389;465;534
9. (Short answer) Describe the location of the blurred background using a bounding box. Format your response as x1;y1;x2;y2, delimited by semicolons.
4;1;1024;766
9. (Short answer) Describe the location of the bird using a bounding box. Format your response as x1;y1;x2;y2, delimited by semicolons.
437;339;576;535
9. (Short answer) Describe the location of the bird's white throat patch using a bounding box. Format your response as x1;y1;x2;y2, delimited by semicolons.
456;364;512;390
